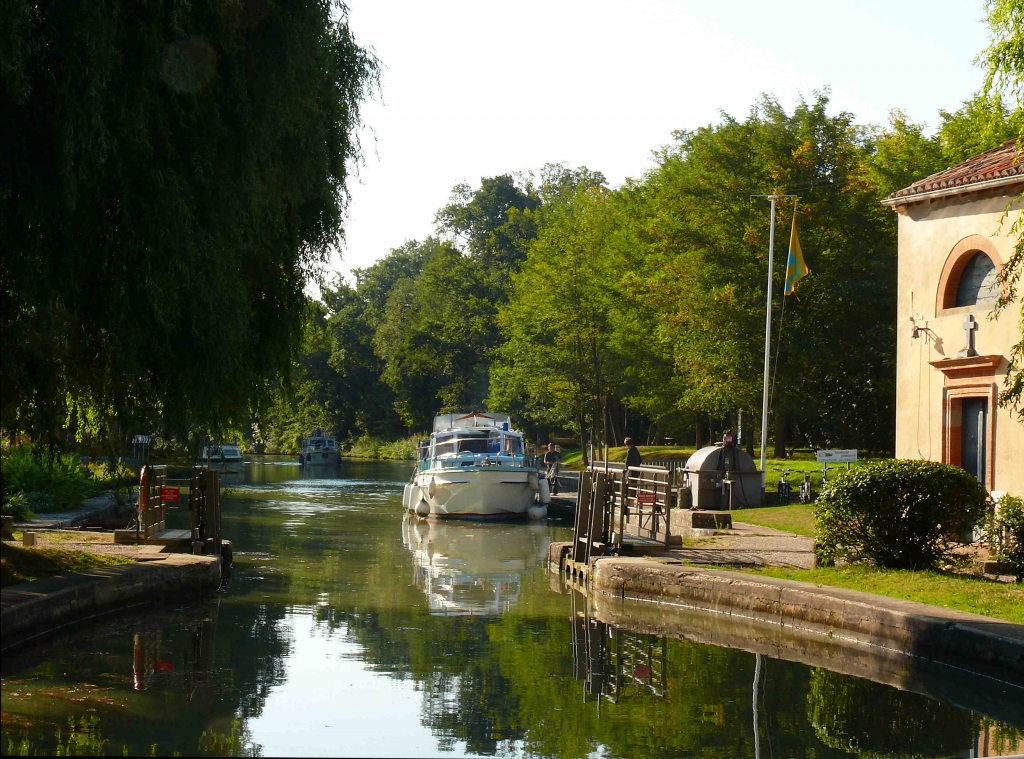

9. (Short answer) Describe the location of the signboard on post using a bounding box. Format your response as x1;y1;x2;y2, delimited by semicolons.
161;487;180;502
816;449;857;463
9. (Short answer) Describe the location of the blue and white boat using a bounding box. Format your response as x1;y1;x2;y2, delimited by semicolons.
300;429;341;467
403;412;549;520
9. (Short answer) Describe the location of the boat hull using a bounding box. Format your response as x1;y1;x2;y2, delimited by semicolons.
301;450;341;467
406;468;539;519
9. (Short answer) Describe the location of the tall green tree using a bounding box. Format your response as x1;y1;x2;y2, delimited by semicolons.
490;185;624;456
374;242;503;429
978;0;1024;417
0;0;378;444
435;174;540;272
625;95;900;453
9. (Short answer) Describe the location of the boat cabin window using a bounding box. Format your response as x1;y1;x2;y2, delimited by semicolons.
502;437;524;455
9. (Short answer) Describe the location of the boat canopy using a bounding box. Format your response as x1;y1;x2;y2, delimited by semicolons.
433;412;512;433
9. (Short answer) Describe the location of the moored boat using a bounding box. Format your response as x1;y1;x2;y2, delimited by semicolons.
199;441;244;472
300;429;341;467
402;412;549;520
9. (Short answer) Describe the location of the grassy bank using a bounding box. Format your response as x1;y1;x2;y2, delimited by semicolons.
742;565;1024;624
0;542;133;588
733;504;816;536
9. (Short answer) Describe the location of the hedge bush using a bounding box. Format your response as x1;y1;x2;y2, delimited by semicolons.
987;494;1024;582
815;459;988;570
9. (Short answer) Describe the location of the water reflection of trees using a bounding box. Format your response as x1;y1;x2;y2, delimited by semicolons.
0;595;291;757
808;667;974;758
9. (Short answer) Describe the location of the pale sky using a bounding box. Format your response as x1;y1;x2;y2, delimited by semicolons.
332;0;990;283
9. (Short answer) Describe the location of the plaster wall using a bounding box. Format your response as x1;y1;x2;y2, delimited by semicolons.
894;190;1023;497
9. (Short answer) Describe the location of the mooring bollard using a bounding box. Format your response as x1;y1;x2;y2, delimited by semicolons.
23;531;37;547
192;540;204;555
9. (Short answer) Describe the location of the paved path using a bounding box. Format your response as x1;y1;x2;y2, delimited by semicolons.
17;493;124;530
668;521;816;568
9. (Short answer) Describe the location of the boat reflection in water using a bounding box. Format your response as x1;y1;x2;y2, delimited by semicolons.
402;515;549;616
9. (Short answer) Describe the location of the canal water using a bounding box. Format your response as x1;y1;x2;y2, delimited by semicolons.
2;459;1021;757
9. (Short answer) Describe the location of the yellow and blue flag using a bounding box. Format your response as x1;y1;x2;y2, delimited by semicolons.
784;205;809;296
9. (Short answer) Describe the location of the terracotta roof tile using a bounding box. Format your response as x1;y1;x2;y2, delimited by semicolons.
888;139;1023;202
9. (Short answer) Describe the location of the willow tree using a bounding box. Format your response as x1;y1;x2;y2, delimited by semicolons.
0;0;378;444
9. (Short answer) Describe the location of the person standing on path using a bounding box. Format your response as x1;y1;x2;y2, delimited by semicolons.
624;438;642;469
544;443;561;495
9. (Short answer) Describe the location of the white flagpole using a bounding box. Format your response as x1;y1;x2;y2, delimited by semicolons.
759;195;779;490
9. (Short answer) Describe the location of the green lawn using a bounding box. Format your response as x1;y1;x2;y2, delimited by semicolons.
744;565;1024;624
732;503;816;536
0;542;133;588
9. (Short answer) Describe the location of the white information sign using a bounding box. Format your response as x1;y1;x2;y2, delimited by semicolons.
816;449;857;463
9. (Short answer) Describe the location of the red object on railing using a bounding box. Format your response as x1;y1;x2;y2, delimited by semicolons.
637;492;657;505
155;661;174;672
161;487;180;502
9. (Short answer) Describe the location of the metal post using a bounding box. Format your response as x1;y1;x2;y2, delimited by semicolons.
759;196;779;490
753;652;762;759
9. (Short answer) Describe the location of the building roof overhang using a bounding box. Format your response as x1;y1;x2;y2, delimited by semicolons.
882;139;1023;210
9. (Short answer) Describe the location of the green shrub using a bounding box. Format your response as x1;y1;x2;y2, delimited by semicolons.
1;445;99;513
815;459;988;570
1;492;33;521
987;494;1024;582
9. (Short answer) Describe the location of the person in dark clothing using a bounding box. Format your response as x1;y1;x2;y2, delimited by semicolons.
624;437;642;468
543;443;561;495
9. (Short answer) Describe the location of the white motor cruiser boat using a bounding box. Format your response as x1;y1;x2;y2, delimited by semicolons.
199;441;244;472
402;412;549;520
300;429;341;467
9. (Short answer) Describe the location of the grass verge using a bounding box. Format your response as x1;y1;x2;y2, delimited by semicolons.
742;565;1024;624
0;542;132;588
733;504;816;536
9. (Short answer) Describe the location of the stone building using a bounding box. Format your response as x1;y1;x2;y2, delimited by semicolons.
884;140;1023;497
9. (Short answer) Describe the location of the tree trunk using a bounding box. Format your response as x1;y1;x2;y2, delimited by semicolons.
773;410;787;458
578;410;589;468
695;418;704;450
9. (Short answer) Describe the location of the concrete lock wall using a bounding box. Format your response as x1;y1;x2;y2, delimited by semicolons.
894;190;1024;497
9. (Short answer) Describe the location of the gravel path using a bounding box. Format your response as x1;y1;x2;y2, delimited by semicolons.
669;521;816;568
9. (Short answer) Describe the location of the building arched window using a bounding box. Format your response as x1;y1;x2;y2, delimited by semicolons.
936;236;1004;314
954;252;999;307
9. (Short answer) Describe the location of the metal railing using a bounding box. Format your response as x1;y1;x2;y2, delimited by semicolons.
570;464;674;570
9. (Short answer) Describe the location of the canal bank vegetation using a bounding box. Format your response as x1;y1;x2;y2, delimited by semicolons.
1;446;136;517
343;434;419;460
735;461;1024;622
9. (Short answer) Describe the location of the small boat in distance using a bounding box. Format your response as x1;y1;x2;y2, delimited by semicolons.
300;429;341;467
199;441;244;472
403;412;549;520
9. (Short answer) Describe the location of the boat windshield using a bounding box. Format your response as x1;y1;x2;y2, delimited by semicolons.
432;431;524;456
